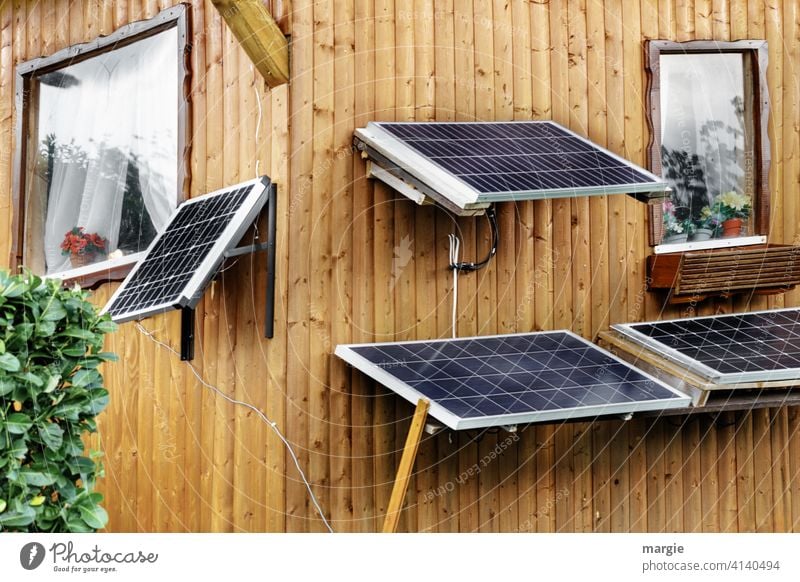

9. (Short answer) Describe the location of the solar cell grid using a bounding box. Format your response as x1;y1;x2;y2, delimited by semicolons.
376;121;657;195
103;178;270;323
612;308;800;383
353;120;669;213
336;331;690;429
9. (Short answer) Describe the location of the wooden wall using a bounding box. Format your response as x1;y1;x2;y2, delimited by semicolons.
1;0;799;532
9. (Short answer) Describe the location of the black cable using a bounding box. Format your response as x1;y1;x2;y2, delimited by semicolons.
450;205;499;272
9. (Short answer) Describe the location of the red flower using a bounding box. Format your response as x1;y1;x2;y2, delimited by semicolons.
88;233;105;249
60;227;107;257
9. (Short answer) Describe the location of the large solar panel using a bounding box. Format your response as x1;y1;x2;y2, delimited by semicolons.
102;177;270;323
354;121;668;214
613;308;800;384
335;331;690;429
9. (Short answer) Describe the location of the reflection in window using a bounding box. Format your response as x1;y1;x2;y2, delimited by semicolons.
24;27;178;275
659;53;755;244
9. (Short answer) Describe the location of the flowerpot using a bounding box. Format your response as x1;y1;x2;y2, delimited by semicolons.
662;233;689;244
721;218;743;238
70;252;102;268
691;227;715;242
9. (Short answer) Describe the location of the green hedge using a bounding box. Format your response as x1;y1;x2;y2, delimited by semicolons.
0;271;117;532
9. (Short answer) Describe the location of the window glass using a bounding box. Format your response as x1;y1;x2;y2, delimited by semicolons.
24;27;178;275
659;53;755;244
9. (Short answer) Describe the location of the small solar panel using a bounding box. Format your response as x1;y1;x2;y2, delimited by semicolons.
354;121;668;214
335;331;690;429
613;308;800;384
103;177;270;323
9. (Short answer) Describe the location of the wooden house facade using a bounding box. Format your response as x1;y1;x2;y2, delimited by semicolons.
1;0;800;532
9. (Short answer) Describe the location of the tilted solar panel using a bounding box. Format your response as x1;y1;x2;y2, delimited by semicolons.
613;308;800;384
335;331;690;430
102;177;270;323
353;121;668;214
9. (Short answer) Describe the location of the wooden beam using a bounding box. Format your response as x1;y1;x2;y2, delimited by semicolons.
211;0;289;88
382;399;429;533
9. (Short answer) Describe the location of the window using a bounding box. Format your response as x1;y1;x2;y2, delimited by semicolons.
645;40;770;253
12;5;189;283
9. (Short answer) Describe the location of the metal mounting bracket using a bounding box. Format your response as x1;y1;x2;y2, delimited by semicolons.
179;184;278;361
221;183;278;339
180;306;195;361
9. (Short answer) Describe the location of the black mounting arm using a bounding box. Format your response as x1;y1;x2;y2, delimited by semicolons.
179;183;278;361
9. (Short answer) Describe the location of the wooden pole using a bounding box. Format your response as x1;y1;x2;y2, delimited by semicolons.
210;0;289;87
382;399;430;533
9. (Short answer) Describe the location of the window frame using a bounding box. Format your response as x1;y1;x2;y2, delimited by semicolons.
10;4;191;288
645;39;771;252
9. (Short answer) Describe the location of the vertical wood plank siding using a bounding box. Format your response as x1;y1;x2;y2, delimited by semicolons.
1;0;800;532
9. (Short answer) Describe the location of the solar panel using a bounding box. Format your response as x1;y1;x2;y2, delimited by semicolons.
354;121;668;214
335;331;690;429
612;308;800;384
102;177;270;323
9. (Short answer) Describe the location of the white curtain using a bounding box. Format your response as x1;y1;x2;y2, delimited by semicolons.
659;53;746;209
41;28;177;274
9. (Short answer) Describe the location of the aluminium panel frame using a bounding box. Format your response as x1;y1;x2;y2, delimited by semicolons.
101;176;270;323
335;330;691;430
612;307;800;384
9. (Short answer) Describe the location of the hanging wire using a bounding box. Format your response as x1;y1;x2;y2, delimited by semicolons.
447;205;500;338
448;233;460;338
448;205;499;272
216;258;239;273
135;323;335;533
253;66;263;179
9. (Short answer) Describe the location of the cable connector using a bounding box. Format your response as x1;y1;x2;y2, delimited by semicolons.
448;205;498;272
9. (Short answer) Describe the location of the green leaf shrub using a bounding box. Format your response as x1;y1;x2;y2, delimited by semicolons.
0;271;117;532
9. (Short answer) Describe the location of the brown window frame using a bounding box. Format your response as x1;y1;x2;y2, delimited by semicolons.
644;39;771;247
11;4;191;289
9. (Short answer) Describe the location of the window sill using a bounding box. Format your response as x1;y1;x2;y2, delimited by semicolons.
48;252;143;290
653;235;766;254
646;243;800;303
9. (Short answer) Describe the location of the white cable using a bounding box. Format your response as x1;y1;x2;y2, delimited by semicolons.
253;68;263;179
216;258;239;273
448;234;460;339
135;323;335;533
453;238;459;338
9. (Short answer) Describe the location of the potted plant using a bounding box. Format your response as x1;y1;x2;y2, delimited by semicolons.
712;190;751;238
661;201;694;244
692;205;722;241
60;227;107;268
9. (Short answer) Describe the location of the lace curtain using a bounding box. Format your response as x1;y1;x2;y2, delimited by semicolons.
34;27;178;274
659;53;747;212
